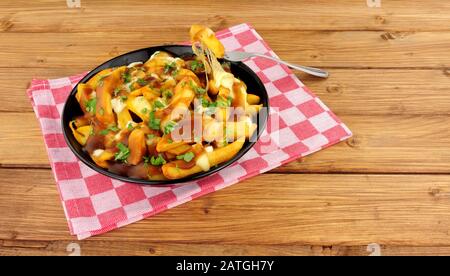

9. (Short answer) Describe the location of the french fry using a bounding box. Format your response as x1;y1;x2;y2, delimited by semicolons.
167;144;192;155
95;67;125;125
225;119;257;141
156;134;186;152
158;76;196;130
175;68;200;83
91;150;114;168
162;163;203;179
190;25;225;58
126;95;152;121
144;51;184;73
246;104;263;117
207;139;245;166
162;140;244;179
208;79;219;95
147;165;167;181
72;116;90;128
127;129;147;165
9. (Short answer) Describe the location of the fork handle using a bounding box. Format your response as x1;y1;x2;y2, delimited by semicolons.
252;53;329;78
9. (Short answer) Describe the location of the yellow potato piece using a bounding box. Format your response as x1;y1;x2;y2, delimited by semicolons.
156;134;186;152
225;120;257;141
247;94;260;105
95;66;125;125
91;150;115;168
246;104;263;117
175;69;200;83
127;129;147;165
75;83;93;112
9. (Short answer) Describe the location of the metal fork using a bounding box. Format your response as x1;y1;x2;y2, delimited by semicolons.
224;51;329;78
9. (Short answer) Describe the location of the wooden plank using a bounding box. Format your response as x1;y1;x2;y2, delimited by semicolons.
0;240;339;256
4;68;450;114
1;0;450;32
1;169;450;246
0;31;449;69
3;240;450;256
2;112;450;173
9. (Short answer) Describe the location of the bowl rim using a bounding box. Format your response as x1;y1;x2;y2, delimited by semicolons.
61;44;269;185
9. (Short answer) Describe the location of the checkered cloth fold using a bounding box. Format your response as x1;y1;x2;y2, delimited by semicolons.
27;23;352;239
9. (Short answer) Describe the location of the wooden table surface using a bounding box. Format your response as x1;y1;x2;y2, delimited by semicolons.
1;0;450;256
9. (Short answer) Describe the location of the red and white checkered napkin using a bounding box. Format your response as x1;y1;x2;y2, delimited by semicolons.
27;23;352;239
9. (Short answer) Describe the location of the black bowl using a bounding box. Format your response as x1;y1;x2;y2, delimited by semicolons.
62;45;269;185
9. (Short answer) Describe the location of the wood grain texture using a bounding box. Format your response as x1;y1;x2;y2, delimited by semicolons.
2;113;450;174
1;0;450;32
2;169;450;248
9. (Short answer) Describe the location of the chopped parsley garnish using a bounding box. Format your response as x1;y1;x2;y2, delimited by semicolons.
164;120;177;135
176;152;195;162
120;95;128;102
147;134;155;140
190;60;204;71
85;98;96;114
171;69;179;77
167;138;173;144
98;107;105;116
163;61;177;74
150;154;166;166
141;107;148;114
114;142;130;163
148;110;161;130
137;78;147;86
153;100;165;109
122;71;132;83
